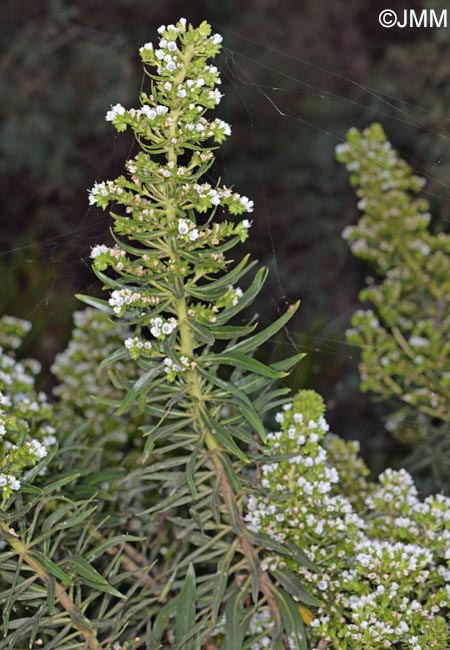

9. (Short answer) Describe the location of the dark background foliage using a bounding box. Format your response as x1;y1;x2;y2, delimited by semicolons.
1;0;449;476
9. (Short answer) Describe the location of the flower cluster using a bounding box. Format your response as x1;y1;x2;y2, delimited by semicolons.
162;355;192;382
245;390;450;649
52;309;142;445
0;316;55;499
337;124;450;440
150;316;177;339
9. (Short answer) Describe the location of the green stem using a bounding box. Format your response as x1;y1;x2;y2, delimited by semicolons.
158;39;280;623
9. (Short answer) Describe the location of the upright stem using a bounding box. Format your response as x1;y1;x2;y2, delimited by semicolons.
159;40;280;623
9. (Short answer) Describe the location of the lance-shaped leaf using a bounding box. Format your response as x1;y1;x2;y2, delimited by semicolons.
207;351;287;379
174;563;197;649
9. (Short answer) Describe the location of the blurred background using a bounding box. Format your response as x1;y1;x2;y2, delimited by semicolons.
1;0;450;475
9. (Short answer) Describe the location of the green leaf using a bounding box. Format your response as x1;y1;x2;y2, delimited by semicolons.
186;438;203;498
272;585;308;650
247;532;318;572
189;319;215;345
116;364;163;415
199;368;266;442
18;483;42;495
30;551;72;587
42;472;80;495
210;323;257;340
54;505;97;531
175;564;196;649
271;568;322;607
68;554;125;599
153;598;178;642
211;352;287;379
29;604;45;648
85;535;145;561
214;268;269;325
200;410;249;463
211;545;236;624
217;451;242;492
227;302;300;354
143;417;193;459
99;346;129;369
238;354;305;394
76;293;113;314
189;256;256;300
47;575;55;615
225;588;247;650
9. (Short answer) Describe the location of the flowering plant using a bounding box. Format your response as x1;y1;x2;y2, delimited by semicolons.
1;19;449;650
336;124;450;442
245;390;449;649
82;17;316;648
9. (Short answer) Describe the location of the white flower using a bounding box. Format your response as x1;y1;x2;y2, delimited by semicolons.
88;181;108;205
162;321;176;335
212;33;223;44
189;229;199;241
409;336;429;348
139;42;153;53
177;89;187;98
231;287;243;306
214;118;231;136
239;196;254;212
241;219;252;229
105;103;126;122
141;106;157;119
90;244;109;259
166;61;176;72
335;142;350;155
168;42;177;52
209;89;223;104
10;478;21;491
178;219;189;235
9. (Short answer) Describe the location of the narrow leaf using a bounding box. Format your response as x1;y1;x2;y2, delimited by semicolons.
68;554;125;599
271;568;322;607
175;564;196;649
225;589;247;650
272;585;308;650
30;551;73;587
227;301;300;354
211;352;287;379
116;364;163;415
